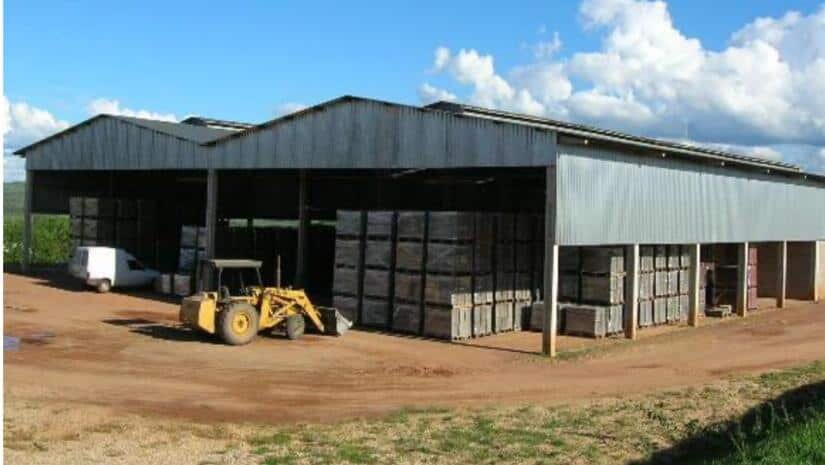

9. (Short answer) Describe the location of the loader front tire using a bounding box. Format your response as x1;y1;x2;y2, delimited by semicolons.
285;314;305;340
218;303;258;345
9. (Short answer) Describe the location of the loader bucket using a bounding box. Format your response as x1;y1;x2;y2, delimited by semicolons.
318;307;353;336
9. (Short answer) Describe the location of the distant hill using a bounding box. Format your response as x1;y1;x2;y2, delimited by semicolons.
4;182;25;217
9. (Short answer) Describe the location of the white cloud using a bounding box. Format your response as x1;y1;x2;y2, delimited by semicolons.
533;32;563;59
88;98;177;121
274;102;308;116
423;0;825;171
418;83;457;104
2;97;71;182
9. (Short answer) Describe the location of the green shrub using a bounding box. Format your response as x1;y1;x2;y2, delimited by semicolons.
3;215;72;265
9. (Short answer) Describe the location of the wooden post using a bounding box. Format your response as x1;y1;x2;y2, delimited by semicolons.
21;170;34;273
777;241;787;308
295;170;309;288
736;242;749;317
687;243;701;326
542;165;559;357
624;244;639;339
202;169;218;291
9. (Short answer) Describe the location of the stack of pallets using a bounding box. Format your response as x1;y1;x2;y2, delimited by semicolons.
332;211;365;324
708;245;758;310
69;196;157;265
637;246;655;327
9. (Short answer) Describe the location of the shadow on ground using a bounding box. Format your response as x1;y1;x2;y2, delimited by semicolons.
102;317;220;343
631;379;825;465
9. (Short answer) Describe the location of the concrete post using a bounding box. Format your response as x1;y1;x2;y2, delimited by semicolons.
736;242;749;317
687;243;701;327
542;165;559;357
21;170;34;273
624;244;639;339
777;241;787;308
542;244;559;357
295;170;309;288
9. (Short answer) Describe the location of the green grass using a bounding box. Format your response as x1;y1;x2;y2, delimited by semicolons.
230;361;825;465
3;214;72;265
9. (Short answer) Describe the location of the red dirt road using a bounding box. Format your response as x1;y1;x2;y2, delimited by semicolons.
4;271;825;425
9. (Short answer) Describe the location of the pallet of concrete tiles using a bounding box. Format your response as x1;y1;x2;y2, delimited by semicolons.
679;295;689;321
82;218;115;241
666;296;681;323
513;300;532;331
473;304;493;336
667;245;685;270
364;240;393;268
640;246;655;272
333;294;359;323
562;303;623;338
82;198;116;218
363;268;393;299
653;297;668;325
580;273;625;305
474;274;495;304
559;247;581;273
154;273;173;294
529;301;567;333
365;211;395;238
396;212;426;240
654;245;668;270
393;272;423;303
678;269;689;294
654;270;669;297
638;299;654;327
493;301;515;333
395;241;425;271
558;272;580;302
428;212;476;242
361;297;391;328
333;266;360;297
580;247;625;275
423;305;472;340
426;242;476;274
424;274;473;307
180;225;208;249
336;210;365;237
391;301;422;334
334;239;361;268
639;272;655;300
178;247;204;272
173;274;192;296
668;270;679;296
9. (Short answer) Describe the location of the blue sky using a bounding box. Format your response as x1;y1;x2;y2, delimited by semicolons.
4;0;825;180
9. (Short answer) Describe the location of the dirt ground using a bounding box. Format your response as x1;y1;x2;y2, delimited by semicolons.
5;270;825;428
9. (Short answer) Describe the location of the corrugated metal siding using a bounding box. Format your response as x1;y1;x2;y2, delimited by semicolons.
25;118;211;171
556;144;825;245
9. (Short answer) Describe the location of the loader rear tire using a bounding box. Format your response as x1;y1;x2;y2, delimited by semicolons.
285;314;305;340
217;303;258;345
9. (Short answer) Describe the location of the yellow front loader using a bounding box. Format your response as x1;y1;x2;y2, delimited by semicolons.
179;259;350;345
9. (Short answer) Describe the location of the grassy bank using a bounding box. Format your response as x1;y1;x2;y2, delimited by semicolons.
3;215;71;265
212;361;824;465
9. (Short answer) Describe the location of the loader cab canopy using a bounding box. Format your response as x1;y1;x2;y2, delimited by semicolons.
199;259;263;297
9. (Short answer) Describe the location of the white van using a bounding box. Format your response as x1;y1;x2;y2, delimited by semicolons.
68;247;159;293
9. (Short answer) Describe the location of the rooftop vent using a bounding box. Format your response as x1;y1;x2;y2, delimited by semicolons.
180;116;254;131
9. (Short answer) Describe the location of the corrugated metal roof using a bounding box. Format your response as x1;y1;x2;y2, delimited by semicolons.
13;114;235;155
113;116;235;143
425;101;802;173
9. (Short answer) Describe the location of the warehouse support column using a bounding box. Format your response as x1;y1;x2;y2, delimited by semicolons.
736;242;749;317
624;244;639;339
776;241;787;308
687;244;701;327
21;170;34;273
542;165;559;357
202;169;218;290
812;242;821;302
295;170;309;288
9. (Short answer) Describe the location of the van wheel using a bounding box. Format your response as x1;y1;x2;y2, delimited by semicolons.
96;279;111;293
286;315;305;340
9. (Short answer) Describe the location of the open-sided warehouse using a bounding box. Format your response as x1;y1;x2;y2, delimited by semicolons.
14;96;825;355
